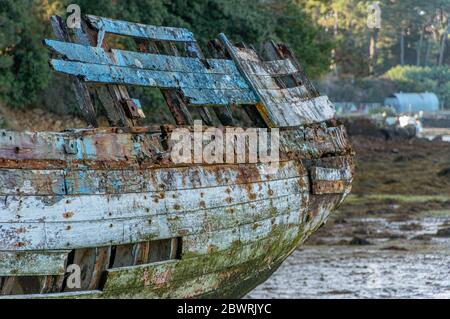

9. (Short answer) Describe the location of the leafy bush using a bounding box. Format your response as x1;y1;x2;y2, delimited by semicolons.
0;0;49;107
1;0;332;123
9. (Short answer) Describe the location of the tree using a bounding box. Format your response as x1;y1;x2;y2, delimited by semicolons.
0;0;49;107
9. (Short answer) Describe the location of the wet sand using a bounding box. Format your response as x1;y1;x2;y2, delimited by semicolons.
247;133;450;299
247;202;450;298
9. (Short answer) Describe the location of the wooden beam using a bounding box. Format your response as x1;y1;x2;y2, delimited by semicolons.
50;16;98;128
86;15;196;42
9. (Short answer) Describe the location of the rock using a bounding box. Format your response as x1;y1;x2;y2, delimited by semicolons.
334;218;347;224
380;246;408;251
438;167;450;177
411;234;432;241
348;236;372;245
399;223;423;231
435;227;450;237
384;178;398;185
391;148;400;154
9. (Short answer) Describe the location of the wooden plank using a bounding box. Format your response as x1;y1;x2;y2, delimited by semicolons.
50;16;98;128
0;169;66;195
310;159;353;195
160;38;213;126
133;241;150;265
49;60;252;91
263;59;297;76
111;244;135;268
0;202;303;252
0;176;307;223
0;130;148;162
181;88;256;105
45;40;241;76
64;160;304;194
182;210;302;256
219;34;335;127
264;41;320;98
279;125;352;159
101;230;298;298
273;96;336;126
0;125;351;165
148;239;173;263
0;190;306;251
0;290;103;299
311;166;353;181
0;126;351;167
103;226;299;291
76;17;137;127
0;251;68;276
258;86;311;104
206;39;240;126
136;40;193;125
312;180;345;194
86;15;195;42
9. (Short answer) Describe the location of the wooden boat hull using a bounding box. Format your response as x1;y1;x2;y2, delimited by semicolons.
0;123;353;298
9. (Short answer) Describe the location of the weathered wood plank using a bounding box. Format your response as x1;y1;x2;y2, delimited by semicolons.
0;191;305;251
45;39;240;76
219;34;335;127
86;15;195;42
0;125;351;167
273;96;336;126
311;166;353;181
0;290;103;299
49;16;98;128
312;181;345;194
0;160;300;196
101;233;298;298
103;225;299;291
0;251;69;276
279;125;352;159
135;39;193;125
181;88;257;105
264;41;320;98
0;169;66;195
263;59;297;76
259;86;311;104
49;60;251;91
182;210;301;256
310;157;354;195
0;176;306;223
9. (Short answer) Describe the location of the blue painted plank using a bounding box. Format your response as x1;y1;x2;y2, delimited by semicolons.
86;15;195;42
44;39;240;75
50;59;252;91
182;88;257;105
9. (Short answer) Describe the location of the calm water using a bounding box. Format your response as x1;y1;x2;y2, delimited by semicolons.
246;212;450;299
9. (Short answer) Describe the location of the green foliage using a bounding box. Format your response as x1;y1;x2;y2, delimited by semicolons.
0;0;332;118
301;0;450;76
0;0;49;107
383;65;450;107
315;77;397;104
69;0;332;77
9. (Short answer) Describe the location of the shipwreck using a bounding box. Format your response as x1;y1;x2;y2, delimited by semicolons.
0;15;353;298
